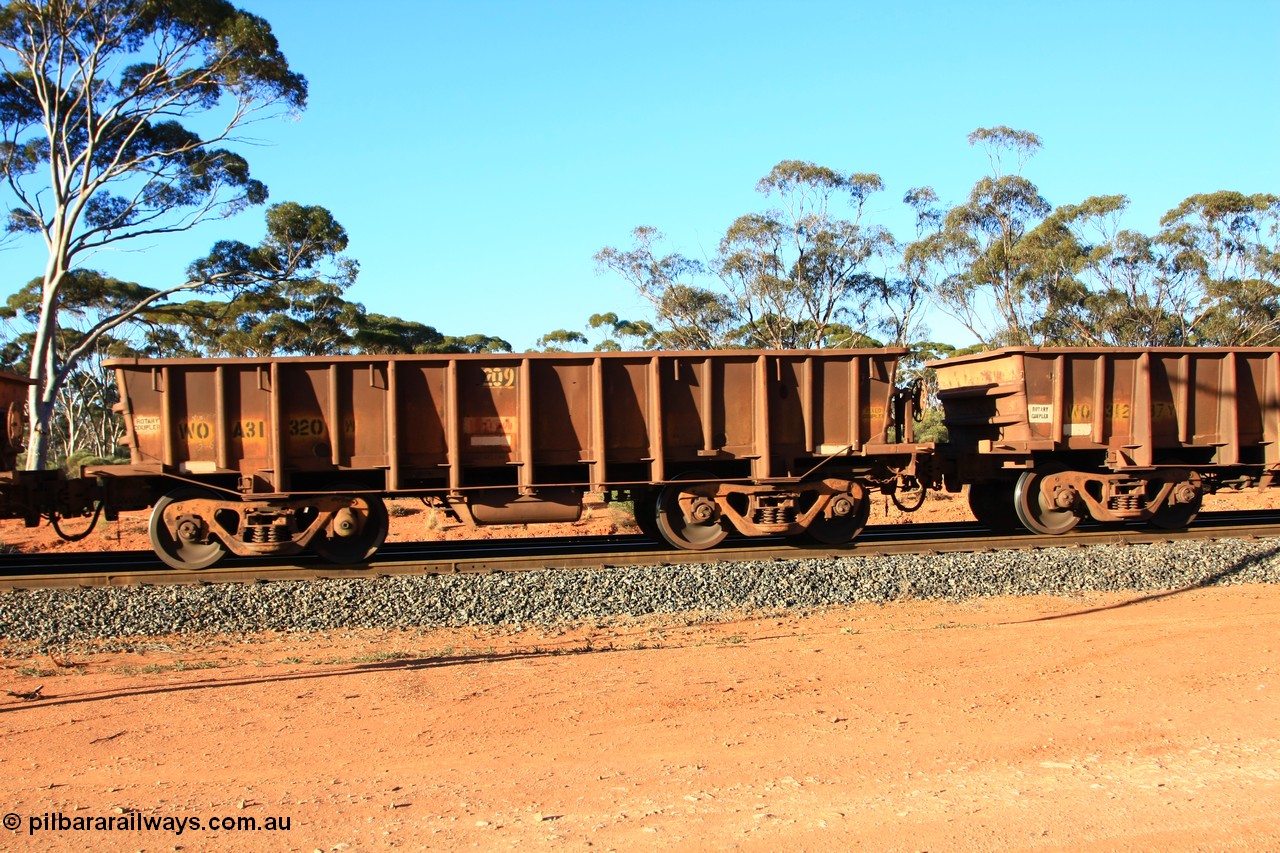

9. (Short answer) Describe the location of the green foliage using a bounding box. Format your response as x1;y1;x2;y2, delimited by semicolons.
906;127;1054;347
0;0;306;243
0;2;521;467
534;313;657;352
900;128;1279;350
597;162;922;351
966;127;1043;177
587;313;655;351
912;406;949;443
595;227;735;349
717;160;895;348
0;0;314;468
350;314;510;354
62;448;128;478
1157;192;1280;345
535;329;589;352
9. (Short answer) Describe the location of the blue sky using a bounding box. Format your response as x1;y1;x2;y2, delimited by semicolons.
6;0;1279;349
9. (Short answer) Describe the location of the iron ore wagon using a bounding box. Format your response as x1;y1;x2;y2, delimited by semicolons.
90;349;930;568
932;347;1280;534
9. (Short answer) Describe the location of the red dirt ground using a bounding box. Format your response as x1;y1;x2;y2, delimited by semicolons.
1;491;1278;850
0;588;1277;850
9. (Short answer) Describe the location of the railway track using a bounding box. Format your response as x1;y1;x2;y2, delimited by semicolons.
4;510;1280;591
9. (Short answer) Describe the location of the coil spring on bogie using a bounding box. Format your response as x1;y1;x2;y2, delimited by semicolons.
244;524;290;543
1108;494;1143;511
753;504;797;525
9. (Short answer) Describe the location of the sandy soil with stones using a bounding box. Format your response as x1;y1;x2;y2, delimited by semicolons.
0;491;1278;850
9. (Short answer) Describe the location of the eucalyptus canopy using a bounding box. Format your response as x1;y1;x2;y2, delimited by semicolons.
0;0;332;468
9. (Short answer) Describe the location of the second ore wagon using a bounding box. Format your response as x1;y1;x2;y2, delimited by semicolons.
932;346;1280;534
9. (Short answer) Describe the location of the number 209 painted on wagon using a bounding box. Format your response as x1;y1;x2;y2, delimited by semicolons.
481;367;516;388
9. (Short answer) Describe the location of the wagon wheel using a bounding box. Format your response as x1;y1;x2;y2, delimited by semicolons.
149;486;229;570
5;401;22;449
800;490;871;546
1013;465;1081;535
1148;470;1203;530
966;482;1019;533
309;489;389;564
654;472;729;551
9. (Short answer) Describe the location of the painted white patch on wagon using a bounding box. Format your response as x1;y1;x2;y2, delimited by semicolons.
1065;423;1093;436
1028;404;1053;423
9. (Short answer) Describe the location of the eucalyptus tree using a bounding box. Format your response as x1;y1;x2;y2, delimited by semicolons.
351;313;512;355
0;269;141;461
437;333;512;354
904;127;1053;346
534;313;656;352
1158;191;1280;345
533;328;588;352
1027;195;1197;346
716;160;892;349
585;312;654;351
1023;191;1279;347
595;226;737;349
0;0;325;468
598;162;899;352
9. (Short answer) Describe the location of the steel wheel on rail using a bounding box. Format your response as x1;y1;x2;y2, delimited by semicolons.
1013;465;1081;535
966;482;1020;533
800;490;871;546
1148;470;1203;530
149;486;229;570
654;472;729;551
309;488;389;564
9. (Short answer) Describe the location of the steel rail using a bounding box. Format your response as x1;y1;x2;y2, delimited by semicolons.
3;511;1280;591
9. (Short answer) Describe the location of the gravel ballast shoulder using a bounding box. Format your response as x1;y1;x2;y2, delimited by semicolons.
2;538;1279;646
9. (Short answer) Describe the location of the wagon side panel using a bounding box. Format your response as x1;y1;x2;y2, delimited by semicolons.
530;357;593;476
601;358;652;471
456;359;519;482
396;361;450;485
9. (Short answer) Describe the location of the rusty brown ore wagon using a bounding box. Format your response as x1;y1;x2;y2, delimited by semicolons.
87;349;929;568
932;347;1280;534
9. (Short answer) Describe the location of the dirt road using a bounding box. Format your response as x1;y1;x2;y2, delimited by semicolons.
1;584;1277;851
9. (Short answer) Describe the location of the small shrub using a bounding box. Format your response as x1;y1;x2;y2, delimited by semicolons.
913;407;949;443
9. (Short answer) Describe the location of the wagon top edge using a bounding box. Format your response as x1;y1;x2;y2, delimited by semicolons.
104;346;911;369
925;345;1280;369
0;370;34;385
